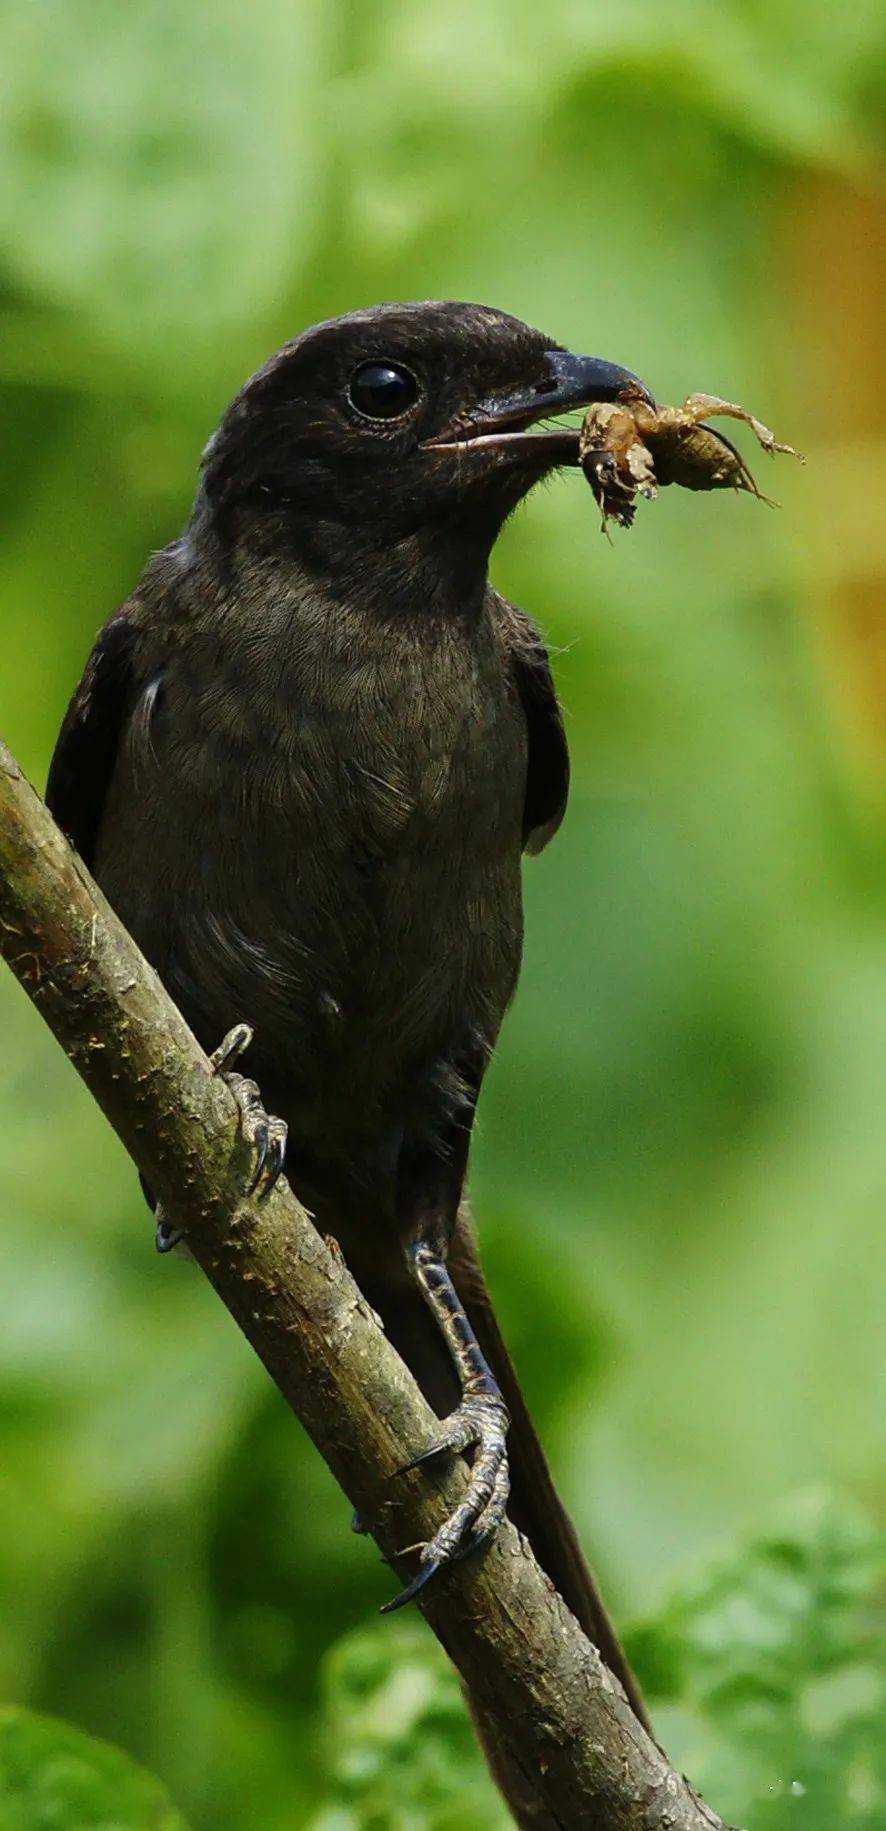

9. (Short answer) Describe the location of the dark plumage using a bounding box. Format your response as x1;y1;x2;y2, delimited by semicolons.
47;301;650;1728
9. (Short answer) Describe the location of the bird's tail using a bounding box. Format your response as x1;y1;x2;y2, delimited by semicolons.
447;1214;650;1731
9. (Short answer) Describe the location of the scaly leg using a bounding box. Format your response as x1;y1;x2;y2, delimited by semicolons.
382;1037;509;1610
382;1237;510;1610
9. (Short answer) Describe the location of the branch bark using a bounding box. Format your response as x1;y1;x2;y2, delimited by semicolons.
0;734;736;1831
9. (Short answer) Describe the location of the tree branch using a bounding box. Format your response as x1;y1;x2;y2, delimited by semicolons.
0;734;736;1831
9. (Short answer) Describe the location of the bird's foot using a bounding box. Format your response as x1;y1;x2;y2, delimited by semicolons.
155;1213;187;1254
209;1024;288;1202
154;1023;287;1255
381;1391;510;1612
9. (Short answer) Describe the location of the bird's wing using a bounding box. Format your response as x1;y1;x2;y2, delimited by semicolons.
45;610;138;869
495;594;569;854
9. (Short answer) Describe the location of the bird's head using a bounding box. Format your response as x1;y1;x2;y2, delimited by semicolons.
198;301;650;578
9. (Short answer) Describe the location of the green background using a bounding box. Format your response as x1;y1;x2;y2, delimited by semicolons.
0;2;884;1824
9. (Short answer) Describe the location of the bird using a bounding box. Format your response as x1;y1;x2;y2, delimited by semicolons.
46;300;652;1728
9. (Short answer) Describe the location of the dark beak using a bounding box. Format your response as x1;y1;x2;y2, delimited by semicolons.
424;350;653;464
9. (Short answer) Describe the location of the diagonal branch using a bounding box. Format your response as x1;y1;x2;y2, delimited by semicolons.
0;734;736;1831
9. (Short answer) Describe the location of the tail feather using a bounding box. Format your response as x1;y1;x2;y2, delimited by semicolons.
448;1214;650;1731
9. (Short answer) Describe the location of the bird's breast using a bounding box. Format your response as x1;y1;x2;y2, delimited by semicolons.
97;602;527;1118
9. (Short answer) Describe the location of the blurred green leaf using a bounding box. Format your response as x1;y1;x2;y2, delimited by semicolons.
632;1492;886;1827
309;1624;510;1830
0;1706;188;1829
305;1492;886;1829
309;1493;886;1829
0;0;332;374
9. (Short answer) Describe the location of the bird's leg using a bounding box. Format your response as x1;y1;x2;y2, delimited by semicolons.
382;1236;510;1611
382;1040;509;1611
154;1021;287;1253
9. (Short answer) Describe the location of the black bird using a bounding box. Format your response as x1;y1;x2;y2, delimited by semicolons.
47;301;651;1724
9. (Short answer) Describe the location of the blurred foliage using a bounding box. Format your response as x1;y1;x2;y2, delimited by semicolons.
306;1492;886;1829
308;1625;509;1830
0;0;884;1825
0;1706;188;1830
5;1494;881;1828
636;1491;886;1828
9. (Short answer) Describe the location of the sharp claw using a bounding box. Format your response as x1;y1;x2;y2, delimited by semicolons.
394;1440;458;1477
155;1221;186;1255
246;1123;269;1195
209;1022;254;1075
255;1129;287;1201
380;1557;442;1614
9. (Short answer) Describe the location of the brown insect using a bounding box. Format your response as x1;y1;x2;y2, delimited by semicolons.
579;390;802;531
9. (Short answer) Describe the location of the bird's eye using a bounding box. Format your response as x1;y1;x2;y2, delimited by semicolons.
348;361;421;422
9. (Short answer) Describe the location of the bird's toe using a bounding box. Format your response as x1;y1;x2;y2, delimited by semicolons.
383;1393;510;1612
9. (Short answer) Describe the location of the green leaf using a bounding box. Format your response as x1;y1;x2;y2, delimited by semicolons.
310;1623;511;1830
630;1492;886;1828
0;1706;189;1830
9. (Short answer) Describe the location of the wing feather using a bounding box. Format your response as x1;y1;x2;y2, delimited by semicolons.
45;612;138;869
495;593;569;853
